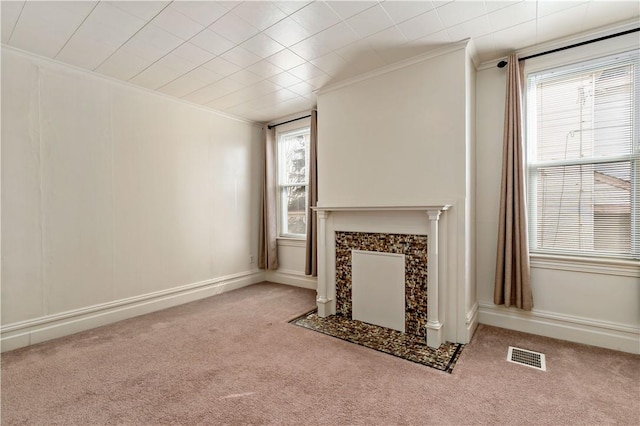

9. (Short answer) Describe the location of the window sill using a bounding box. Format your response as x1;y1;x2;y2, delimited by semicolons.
277;237;306;248
530;253;640;278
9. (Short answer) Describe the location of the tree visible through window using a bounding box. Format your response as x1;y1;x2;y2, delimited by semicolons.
277;127;310;238
526;51;639;260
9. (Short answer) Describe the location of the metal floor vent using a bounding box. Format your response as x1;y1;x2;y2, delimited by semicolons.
507;346;546;371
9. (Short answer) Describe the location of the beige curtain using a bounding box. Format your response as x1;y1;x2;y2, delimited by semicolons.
259;126;278;270
305;110;318;276
494;55;533;310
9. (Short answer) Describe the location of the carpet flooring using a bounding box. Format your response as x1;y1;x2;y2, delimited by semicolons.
290;310;463;373
2;282;639;425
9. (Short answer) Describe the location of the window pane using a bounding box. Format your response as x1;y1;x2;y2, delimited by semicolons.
536;74;595;162
593;65;634;157
534;63;633;162
533;161;631;255
285;185;307;235
281;132;309;184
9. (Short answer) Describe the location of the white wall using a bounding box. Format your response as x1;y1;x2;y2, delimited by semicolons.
475;31;640;354
317;42;477;343
318;50;467;207
1;48;264;351
266;239;317;289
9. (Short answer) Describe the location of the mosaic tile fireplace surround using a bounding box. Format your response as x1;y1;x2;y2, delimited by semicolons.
335;231;429;338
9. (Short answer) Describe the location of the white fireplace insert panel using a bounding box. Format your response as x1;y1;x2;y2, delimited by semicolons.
351;250;406;332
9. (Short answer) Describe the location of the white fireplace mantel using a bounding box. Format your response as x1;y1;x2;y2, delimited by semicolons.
312;204;451;348
313;205;451;213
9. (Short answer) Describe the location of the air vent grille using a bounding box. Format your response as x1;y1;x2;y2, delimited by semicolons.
507;346;546;371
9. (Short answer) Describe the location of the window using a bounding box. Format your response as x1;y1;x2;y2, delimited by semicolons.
526;51;639;260
277;127;310;238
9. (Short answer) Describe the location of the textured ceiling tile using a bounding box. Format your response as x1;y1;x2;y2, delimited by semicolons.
107;1;169;21
129;63;182;89
190;29;235;56
381;0;435;24
313;22;358;51
168;1;228;27
68;2;145;48
9;1;99;58
232;1;287;31
157;72;213;98
263;17;312;47
487;1;537;33
182;81;235;104
287;62;327;80
227;69;264;85
272;1;312;16
127;25;184;59
535;3;589;44
95;49;152;81
150;6;205;40
201;57;243;77
156;52;199;75
290;1;341;35
2;1;25;43
265;49;307;71
246;60;285;79
208;12;259;44
325;1;377;20
310;51;349;77
289;35;332;61
268;71;303;88
187;67;226;85
436;0;487;28
583;1;640;28
346;4;395;39
397;10;444;41
57;37;118;70
538;0;589;18
172;43;216;66
220;46;263;68
241;33;286;58
447;15;492;42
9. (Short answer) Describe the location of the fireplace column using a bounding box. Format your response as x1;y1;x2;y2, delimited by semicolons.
426;208;444;348
316;210;333;317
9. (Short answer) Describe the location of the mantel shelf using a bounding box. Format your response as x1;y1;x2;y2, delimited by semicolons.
312;205;451;212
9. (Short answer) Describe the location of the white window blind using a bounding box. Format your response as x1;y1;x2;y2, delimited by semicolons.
526;51;639;260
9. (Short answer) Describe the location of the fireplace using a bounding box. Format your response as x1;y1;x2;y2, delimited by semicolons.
313;205;450;348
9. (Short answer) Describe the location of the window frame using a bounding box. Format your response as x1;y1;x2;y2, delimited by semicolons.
275;125;311;240
524;50;639;261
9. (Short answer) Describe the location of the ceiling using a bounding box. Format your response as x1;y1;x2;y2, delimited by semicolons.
2;1;639;123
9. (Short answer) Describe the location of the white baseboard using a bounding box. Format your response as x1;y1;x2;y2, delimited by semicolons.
265;269;317;290
1;270;265;353
465;302;479;342
478;302;640;354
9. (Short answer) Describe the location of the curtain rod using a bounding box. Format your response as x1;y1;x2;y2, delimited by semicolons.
267;114;311;129
497;27;639;68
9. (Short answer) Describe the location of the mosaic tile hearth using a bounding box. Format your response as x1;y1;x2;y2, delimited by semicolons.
335;231;428;337
290;310;463;373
